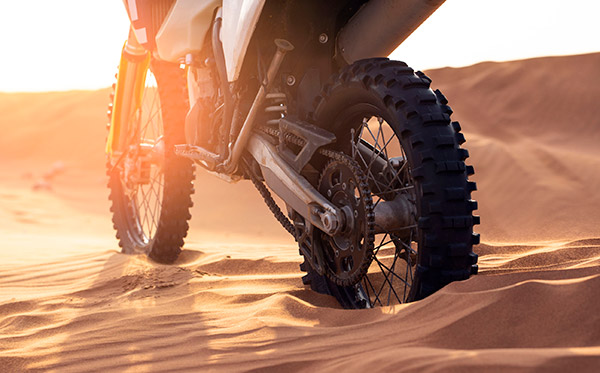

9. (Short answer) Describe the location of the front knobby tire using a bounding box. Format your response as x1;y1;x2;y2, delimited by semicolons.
107;60;195;264
301;58;479;308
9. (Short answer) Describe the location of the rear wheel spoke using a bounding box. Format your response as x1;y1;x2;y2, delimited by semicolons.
363;275;383;306
355;115;417;306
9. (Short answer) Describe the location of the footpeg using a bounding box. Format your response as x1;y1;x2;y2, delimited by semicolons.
175;144;220;170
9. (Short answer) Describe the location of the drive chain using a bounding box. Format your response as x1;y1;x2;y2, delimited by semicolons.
252;126;376;286
244;125;321;242
244;158;297;239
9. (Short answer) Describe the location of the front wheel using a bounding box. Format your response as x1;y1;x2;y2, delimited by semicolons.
301;58;479;308
107;59;195;263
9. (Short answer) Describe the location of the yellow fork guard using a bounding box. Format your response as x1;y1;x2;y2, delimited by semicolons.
105;43;151;156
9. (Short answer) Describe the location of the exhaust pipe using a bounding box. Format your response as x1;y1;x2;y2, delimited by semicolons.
337;0;445;64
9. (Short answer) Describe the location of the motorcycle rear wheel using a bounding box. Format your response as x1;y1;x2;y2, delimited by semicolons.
107;59;194;263
302;58;479;308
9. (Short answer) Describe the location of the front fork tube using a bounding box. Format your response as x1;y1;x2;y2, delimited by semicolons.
106;28;151;157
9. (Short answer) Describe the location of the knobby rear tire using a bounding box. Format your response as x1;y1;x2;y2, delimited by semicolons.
301;58;479;307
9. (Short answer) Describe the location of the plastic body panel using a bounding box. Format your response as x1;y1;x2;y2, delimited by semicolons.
154;0;264;83
155;0;221;62
222;0;266;82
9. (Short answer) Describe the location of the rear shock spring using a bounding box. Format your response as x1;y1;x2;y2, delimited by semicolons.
264;92;287;126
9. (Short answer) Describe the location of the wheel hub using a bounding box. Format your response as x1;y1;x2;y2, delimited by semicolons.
122;136;165;190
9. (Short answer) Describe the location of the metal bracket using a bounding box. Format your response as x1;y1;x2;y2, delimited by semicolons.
277;117;336;172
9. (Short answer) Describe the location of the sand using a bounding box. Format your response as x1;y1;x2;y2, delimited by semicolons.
1;53;599;372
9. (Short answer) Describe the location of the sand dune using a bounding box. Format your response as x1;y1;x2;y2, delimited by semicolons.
1;53;600;371
427;52;600;242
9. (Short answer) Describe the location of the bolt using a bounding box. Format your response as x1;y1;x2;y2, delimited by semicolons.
319;33;328;44
342;182;347;190
286;75;296;86
327;189;332;197
335;250;340;257
350;245;354;252
354;210;358;218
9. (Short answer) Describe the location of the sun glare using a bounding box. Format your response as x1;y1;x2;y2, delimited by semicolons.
0;1;130;92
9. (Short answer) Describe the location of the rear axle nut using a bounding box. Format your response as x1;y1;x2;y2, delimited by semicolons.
320;211;338;233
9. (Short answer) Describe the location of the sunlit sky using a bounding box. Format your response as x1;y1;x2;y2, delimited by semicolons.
1;0;599;92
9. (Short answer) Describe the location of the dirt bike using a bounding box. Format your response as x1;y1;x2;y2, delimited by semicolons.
106;0;479;309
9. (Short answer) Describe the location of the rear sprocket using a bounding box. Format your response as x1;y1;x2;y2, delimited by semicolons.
313;152;375;287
